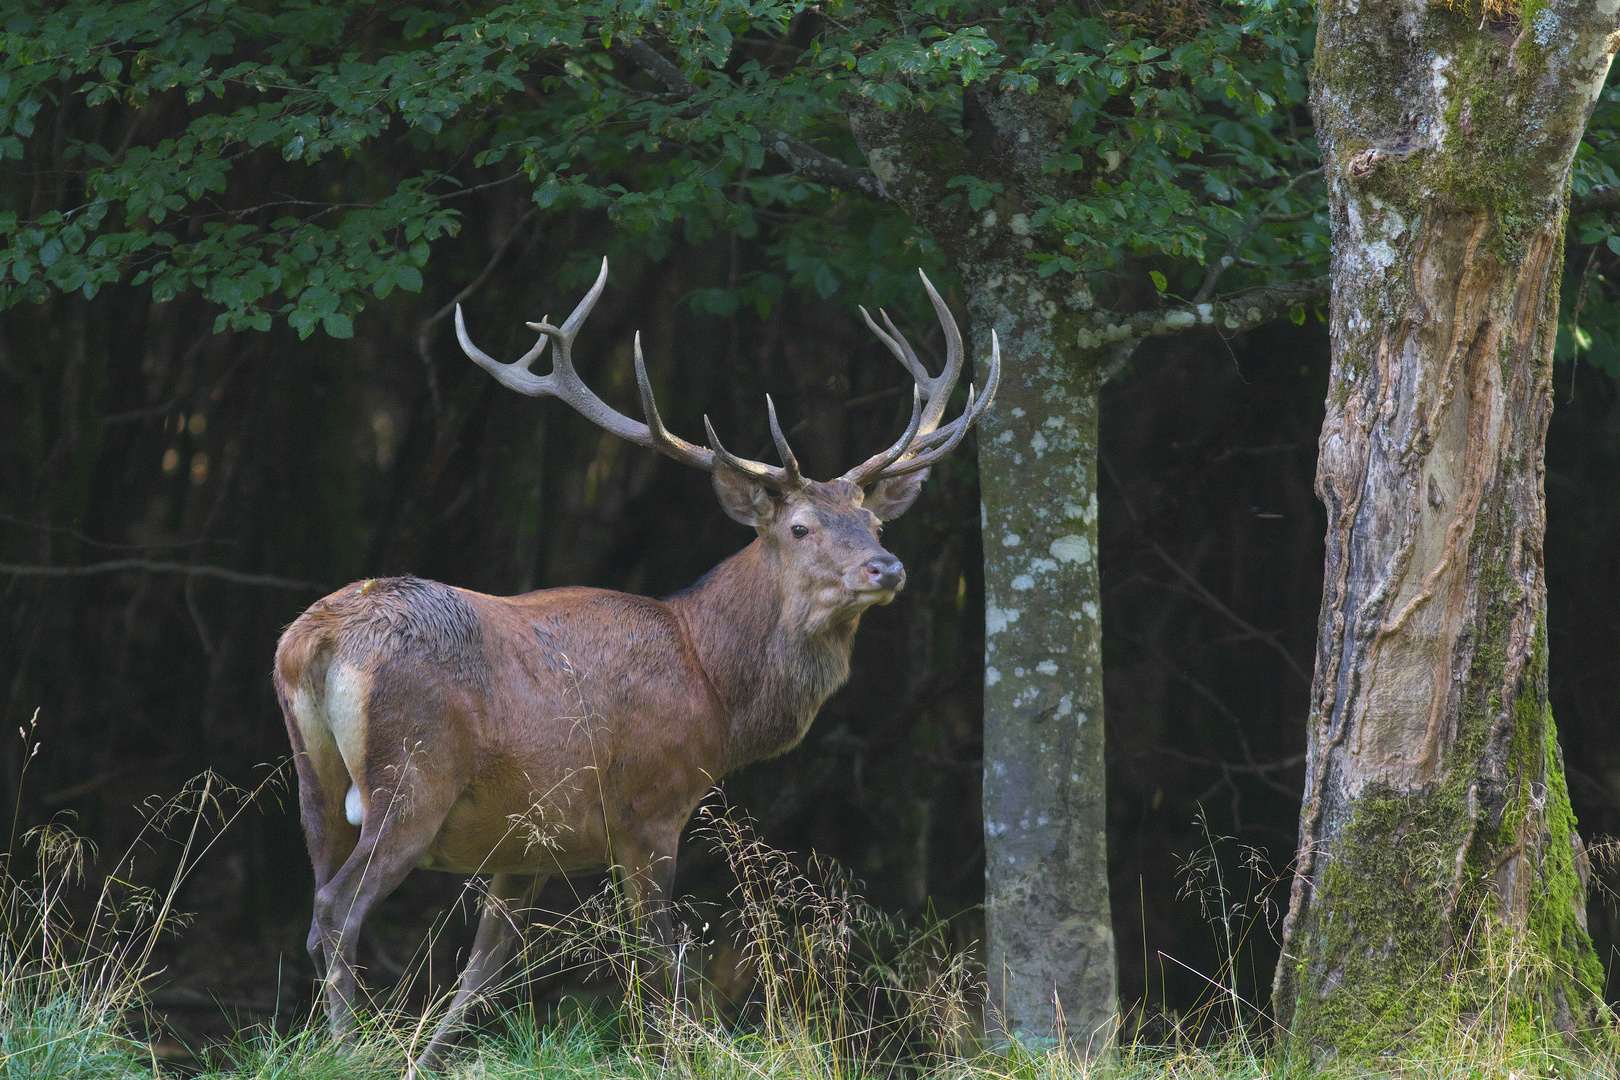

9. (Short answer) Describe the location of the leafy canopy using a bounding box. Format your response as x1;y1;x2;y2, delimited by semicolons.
1565;78;1620;380
0;0;1322;338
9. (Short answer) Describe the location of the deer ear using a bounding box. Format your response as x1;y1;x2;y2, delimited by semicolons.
711;465;779;527
863;468;929;521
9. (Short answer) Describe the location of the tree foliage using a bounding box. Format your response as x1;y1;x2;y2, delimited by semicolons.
0;0;1325;341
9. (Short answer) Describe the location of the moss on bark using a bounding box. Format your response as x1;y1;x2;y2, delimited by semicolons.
1281;487;1614;1057
1282;0;1619;1056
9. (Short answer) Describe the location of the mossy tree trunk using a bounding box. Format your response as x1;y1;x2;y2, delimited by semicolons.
1274;0;1620;1055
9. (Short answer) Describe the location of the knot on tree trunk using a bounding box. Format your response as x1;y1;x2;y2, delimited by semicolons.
1346;143;1415;181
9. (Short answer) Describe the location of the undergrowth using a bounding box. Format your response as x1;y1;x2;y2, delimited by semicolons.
2;714;1618;1079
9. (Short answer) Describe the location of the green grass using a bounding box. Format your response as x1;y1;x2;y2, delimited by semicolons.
1;746;1616;1079
179;1015;1615;1080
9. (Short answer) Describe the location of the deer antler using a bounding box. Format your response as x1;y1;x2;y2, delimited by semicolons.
458;258;720;476
457;260;997;492
702;395;803;491
841;270;1002;486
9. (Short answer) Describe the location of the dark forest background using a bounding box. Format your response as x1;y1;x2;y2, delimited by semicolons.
3;192;1618;1044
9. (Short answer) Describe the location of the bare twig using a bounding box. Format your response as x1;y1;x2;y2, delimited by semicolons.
1194;168;1323;305
1148;745;1306;776
415;207;540;418
0;513;216;552
42;754;185;805
101;337;235;425
1150;542;1312;684
611;35;890;202
1259;209;1316;224
1566;242;1600;400
0;560;327;592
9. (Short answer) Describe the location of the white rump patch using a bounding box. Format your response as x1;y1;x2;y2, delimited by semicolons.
325;662;370;793
345;784;365;827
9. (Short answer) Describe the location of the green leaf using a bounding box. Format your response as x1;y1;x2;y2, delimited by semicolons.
812;263;839;298
1150;270;1168;292
689;287;740;315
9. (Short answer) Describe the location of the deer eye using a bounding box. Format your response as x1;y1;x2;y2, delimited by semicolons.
791;524;809;539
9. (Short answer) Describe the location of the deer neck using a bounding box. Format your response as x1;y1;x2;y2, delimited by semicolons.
668;539;860;772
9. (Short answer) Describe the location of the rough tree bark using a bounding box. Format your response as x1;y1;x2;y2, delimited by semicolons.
1274;0;1620;1054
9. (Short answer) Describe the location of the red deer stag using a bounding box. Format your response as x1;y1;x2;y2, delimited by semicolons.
274;259;998;1072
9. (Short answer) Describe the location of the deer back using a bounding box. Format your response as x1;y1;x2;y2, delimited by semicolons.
276;576;729;876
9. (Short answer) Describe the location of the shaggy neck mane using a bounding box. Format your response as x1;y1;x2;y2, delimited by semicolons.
668;539;860;771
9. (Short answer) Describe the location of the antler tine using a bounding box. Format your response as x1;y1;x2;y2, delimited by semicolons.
858;271;965;436
456;304;553;393
839;385;923;486
633;333;714;471
914;269;965;435
459;258;670;453
456;257;610;399
902;324;1002;454
703;416;799;490
838;269;976;486
459;257;996;490
873;386;977;478
859;305;930;385
765;395;803;486
524;256;610;373
869;329;1002;481
559;256;610;338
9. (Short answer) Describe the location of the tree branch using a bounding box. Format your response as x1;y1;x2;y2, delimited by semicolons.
0;560;327;592
1080;276;1328;350
43;754;184;805
1149;542;1312;684
612;35;889;202
416;207;539;419
1193;168;1322;304
1572;185;1620;217
1147;745;1306;776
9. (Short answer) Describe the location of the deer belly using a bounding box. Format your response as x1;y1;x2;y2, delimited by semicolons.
420;785;609;875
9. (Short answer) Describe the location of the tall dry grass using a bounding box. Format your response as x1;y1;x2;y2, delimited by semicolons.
2;710;1617;1079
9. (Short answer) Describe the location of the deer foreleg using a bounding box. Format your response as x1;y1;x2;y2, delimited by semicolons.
412;872;544;1076
618;834;683;1004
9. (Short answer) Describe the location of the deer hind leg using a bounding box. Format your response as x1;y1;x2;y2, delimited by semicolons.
411;872;545;1076
311;779;458;1040
279;685;360;983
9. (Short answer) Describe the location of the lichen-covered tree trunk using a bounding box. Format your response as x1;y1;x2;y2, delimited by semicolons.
847;67;1120;1050
967;261;1114;1047
1274;0;1620;1054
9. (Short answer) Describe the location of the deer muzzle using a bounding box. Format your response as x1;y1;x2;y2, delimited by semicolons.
860;553;906;594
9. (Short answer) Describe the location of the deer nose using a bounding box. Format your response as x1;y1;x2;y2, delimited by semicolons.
863;554;905;591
